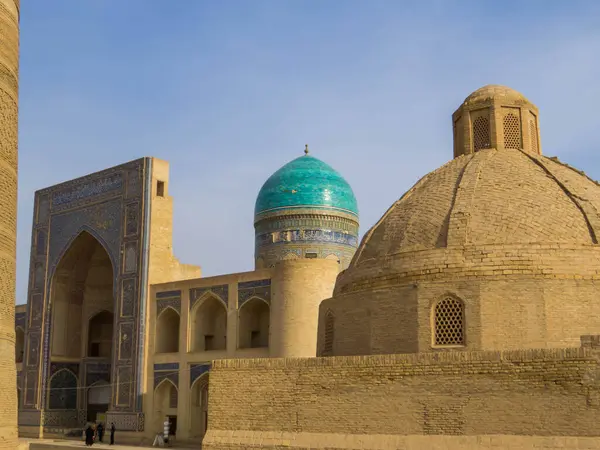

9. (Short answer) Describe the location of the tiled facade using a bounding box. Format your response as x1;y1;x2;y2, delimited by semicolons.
14;148;352;444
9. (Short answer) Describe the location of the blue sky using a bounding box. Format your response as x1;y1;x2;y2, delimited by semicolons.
15;0;600;304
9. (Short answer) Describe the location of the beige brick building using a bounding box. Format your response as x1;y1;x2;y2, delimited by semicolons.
15;146;357;444
10;52;600;447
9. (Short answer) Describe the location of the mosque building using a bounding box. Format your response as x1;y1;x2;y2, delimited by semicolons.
15;85;600;449
15;141;359;442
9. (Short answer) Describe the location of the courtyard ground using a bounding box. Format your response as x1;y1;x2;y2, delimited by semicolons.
20;438;199;449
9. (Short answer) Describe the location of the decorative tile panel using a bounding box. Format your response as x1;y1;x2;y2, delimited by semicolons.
156;296;181;316
116;366;132;406
118;322;135;361
15;311;25;329
189;285;228;310
85;361;111;387
120;278;136;318
190;363;211;386
154;363;179;389
49;362;79;378
238;279;272;306
51;173;123;211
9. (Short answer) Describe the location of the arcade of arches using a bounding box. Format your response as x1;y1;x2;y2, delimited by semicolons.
154;297;271;354
48;231;115;420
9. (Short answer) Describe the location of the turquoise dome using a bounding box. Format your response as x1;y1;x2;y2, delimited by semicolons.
255;154;358;217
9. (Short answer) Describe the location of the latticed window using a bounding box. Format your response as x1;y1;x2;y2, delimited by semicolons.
529;118;538;153
472;116;490;151
503;113;521;149
433;297;465;346
323;310;334;356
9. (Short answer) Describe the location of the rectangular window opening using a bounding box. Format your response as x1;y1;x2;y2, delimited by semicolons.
156;181;165;197
204;335;214;351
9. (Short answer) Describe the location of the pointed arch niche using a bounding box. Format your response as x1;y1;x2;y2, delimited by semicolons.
87;379;111;422
153;379;178;434
190;374;209;440
48;369;78;410
190;294;227;352
50;230;115;360
156;307;180;353
238;297;270;349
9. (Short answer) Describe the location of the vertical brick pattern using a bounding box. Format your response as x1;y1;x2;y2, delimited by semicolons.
0;0;19;447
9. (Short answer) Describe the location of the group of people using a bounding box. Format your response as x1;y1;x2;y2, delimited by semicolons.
84;421;116;446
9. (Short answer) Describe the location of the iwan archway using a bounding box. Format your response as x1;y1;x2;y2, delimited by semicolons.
49;230;115;422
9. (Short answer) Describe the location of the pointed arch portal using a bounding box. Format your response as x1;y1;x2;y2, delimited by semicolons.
48;230;115;417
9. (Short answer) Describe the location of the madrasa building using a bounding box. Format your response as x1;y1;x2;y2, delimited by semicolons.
15;85;600;449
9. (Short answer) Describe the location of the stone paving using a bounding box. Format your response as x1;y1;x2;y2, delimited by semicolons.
20;438;198;449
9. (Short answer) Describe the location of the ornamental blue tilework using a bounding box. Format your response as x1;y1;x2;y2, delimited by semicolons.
256;229;358;247
154;363;179;388
190;285;229;309
190;363;211;386
238;279;271;306
255;155;358;217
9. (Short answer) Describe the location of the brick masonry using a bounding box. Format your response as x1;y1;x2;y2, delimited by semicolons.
0;0;20;448
203;347;600;449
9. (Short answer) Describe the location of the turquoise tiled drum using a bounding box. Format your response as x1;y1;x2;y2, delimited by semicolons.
254;149;360;270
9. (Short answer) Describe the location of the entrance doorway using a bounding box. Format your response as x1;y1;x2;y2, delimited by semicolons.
87;381;110;423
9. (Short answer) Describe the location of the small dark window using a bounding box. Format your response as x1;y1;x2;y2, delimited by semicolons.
157;181;165;197
204;335;214;351
305;252;318;259
250;331;261;348
90;343;100;357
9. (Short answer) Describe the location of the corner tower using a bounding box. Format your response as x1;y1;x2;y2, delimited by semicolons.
452;84;541;158
0;0;19;447
254;146;359;270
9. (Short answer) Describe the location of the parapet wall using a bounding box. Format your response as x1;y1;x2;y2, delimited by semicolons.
203;348;600;449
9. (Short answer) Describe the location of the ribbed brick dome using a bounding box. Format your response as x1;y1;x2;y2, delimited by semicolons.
350;149;600;268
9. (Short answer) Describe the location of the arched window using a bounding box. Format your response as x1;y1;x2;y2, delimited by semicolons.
156;308;180;353
238;298;270;349
191;296;227;352
48;369;78;410
323;310;334;356
433;297;465;346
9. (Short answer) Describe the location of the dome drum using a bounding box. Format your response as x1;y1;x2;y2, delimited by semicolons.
452;85;541;158
320;84;600;358
254;151;359;270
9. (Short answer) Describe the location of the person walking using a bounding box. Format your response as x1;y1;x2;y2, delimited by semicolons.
84;424;95;446
97;422;104;443
109;422;116;445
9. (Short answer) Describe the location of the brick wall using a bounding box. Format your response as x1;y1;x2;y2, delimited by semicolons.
203;348;600;449
0;0;20;447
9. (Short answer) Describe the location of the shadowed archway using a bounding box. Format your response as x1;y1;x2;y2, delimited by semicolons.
238;298;270;349
49;230;115;419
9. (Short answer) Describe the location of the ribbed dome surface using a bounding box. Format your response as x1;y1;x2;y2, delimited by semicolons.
255;154;358;218
352;149;600;267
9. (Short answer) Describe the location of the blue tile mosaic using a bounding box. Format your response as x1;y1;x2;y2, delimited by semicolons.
156;290;181;299
255;155;358;217
190;363;211;386
238;279;271;306
190;285;229;309
256;229;358;247
154;363;179;371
